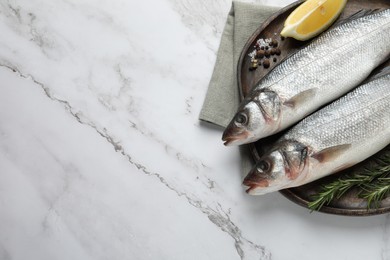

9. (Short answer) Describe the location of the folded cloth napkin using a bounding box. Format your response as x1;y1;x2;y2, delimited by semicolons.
199;2;280;174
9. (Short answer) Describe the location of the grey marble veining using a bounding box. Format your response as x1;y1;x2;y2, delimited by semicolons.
0;0;389;260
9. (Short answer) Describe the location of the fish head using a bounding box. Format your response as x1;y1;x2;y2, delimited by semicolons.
243;141;308;195
222;89;281;146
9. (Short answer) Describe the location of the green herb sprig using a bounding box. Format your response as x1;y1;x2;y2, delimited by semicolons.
308;150;390;211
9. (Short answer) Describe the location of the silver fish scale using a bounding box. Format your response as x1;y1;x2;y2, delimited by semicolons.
255;10;390;104
282;74;390;152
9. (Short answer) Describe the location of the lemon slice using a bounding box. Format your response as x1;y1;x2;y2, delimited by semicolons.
281;0;347;41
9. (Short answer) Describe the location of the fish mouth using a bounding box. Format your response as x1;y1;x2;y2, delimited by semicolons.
222;130;249;146
243;183;257;194
242;179;269;195
222;136;239;146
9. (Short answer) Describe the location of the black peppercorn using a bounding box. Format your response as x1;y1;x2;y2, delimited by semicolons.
263;59;270;68
256;50;265;58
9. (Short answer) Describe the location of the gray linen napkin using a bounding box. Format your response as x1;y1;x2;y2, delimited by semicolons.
199;2;280;174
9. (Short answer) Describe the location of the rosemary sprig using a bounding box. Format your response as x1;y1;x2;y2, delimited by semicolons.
360;177;390;209
308;150;390;211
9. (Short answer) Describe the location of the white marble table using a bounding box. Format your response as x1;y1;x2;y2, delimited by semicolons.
0;0;389;259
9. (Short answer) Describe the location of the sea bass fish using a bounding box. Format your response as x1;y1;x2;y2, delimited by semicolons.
242;67;390;195
222;9;390;146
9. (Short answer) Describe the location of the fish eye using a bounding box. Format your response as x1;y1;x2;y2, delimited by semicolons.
257;160;270;172
235;112;248;125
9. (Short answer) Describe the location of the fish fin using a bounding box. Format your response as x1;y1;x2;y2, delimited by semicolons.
311;144;351;163
334;162;356;173
284;89;317;108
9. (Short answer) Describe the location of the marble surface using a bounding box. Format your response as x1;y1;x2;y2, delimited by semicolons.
0;0;389;259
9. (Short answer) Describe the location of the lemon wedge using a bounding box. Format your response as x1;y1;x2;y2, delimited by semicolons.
281;0;347;41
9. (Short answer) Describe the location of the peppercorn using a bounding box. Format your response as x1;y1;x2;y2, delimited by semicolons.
260;46;265;50
256;50;265;58
273;57;277;62
265;46;269;50
275;48;281;56
263;59;270;68
270;49;276;55
265;50;270;58
250;60;258;70
271;39;278;47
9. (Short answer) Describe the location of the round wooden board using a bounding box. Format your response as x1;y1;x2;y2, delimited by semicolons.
237;0;390;216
